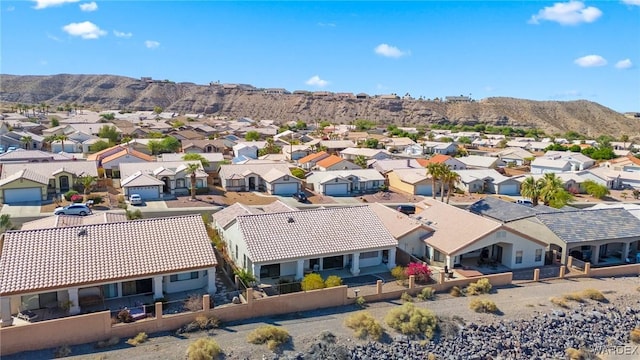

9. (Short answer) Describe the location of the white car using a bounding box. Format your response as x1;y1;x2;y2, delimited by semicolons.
129;194;143;205
54;204;92;216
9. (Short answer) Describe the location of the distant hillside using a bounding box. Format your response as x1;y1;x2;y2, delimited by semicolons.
1;74;638;137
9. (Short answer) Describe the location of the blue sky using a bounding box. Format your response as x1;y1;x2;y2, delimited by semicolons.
1;1;639;112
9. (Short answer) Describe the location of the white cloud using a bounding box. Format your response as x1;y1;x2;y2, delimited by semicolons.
615;59;633;69
529;1;602;25
374;43;409;58
145;40;160;49
622;0;640;6
574;55;607;67
113;30;132;38
62;21;106;39
33;0;79;9
47;33;63;42
79;2;97;12
305;75;328;87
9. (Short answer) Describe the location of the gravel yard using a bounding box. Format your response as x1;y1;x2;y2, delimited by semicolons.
8;275;639;360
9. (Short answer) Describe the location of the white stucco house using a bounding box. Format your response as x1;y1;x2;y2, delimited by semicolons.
218;163;301;195
306;169;385;196
119;161;209;199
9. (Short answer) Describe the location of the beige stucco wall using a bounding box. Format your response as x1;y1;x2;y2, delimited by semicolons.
387;172;418;195
397;229;430;258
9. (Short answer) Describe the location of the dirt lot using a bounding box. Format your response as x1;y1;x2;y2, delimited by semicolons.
164;187;278;208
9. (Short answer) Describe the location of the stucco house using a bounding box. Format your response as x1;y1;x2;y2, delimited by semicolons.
387;168;434;196
119;161;208;199
182;139;232;155
213;206;398;282
417;154;466;170
87;145;154;178
417;200;547;270
367;203;433;259
531;151;595;174
0;161;98;204
414;141;457;156
0;149;74;164
306;169;385;196
340;147;392;161
490;147;535;166
315;155;361;171
158;152;225;173
455;169;521;195
297;151;330;170
457;155;500;169
218;163;301;195
0;215;217;327
281;144;312;161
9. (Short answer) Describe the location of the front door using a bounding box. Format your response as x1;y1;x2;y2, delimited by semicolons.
493;245;503;263
59;176;70;192
323;255;344;270
248;177;256;190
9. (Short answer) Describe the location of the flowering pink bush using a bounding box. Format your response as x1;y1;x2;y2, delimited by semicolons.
405;262;432;283
70;194;84;203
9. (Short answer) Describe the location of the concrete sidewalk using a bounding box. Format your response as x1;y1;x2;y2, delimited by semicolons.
0;203;42;217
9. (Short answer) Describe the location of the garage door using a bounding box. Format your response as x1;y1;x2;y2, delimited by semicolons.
324;183;348;196
4;188;41;204
272;183;298;195
128;186;160;200
500;184;519;195
414;185;432;196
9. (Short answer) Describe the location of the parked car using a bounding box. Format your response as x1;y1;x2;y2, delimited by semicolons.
396;204;416;215
516;199;533;207
6;146;17;152
54;203;92;216
292;192;308;203
129;194;143;205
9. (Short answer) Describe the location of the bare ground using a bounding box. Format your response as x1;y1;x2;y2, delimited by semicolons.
12;275;639;360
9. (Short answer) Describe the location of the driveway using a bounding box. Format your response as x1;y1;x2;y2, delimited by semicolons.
130;200;168;210
0;202;42;217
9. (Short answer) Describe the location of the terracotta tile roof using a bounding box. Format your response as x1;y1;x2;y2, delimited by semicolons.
0;168;49;186
367;203;432;239
237;206;398;263
21;213;128;230
298;151;328;164
419;154;452;165
0;214;217;296
316;155;344;168
260;200;298;213
213;203;264;229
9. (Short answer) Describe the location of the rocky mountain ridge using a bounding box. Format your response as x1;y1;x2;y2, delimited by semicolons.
1;74;638;137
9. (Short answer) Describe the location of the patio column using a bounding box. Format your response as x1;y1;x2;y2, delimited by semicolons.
207;268;217;295
68;287;80;315
252;263;261;282
445;255;454;269
387;247;397;269
622;242;630;262
592;245;600;265
296;260;304;280
351;252;360;276
1;297;13;327
153;276;164;299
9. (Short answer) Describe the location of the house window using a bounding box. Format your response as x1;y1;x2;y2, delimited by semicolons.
360;251;378;259
243;254;247;268
496;231;506;239
170;271;199;282
535;249;543;262
515;251;523;264
235;245;239;260
102;283;119;299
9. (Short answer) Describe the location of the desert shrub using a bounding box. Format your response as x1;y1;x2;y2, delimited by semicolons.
70;194;84;203
450;286;463;297
405;262;432;283
401;292;414;303
355;296;367;308
184;294;203;312
469;298;498;313
565;347;598;360
126;332;148;346
562;292;584;303
116;194;125;203
301;273;326;291
95;336;120;349
64;190;79;201
385;303;438;339
581;289;606;302
291;168;306;179
234;268;257;286
465;278;492;296
324;275;343;288
417;287;435;301
54;345;71;358
550;297;570;308
117;309;134;323
86;195;103;205
344;311;384;341
391;265;408;284
126;209;143;220
247;325;290;351
187;338;222;360
630;328;640;344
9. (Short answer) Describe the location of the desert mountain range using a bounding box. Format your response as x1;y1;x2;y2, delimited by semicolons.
1;74;638;138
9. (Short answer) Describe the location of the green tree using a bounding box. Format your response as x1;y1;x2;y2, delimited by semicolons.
442;168;461;204
319;120;331;129
90;140;111;153
364;138;379;149
520;176;542;206
43;135;58;152
426;162;446;199
354;155;368;169
182;153;210;168
569;144;582;152
583;180;609;199
50;117;60;127
0;214;12;233
98;125;120;143
539;173;572;207
621;134;630;149
20;135;33;149
258;137;281;156
160;136;181;153
295;120;307;130
354;119;375;131
56;134;69;152
291;168;305;179
100;112;115;121
245;131;260;141
78;175;96;195
301;273;326;291
147;140;162;155
185;163;201;200
457;136;472;145
153;106;163;115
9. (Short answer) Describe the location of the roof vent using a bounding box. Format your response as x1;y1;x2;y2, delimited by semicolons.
287;217;295;223
78;228;88;236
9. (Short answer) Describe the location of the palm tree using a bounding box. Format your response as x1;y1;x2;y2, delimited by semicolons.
43;135;58;152
185;163;201;200
78;175;96;195
520;176;542;206
20;135;33;150
182;153;210;168
426;162;446;199
539;173;570;207
354;155;368;169
56;134;69;153
442;169;461;204
0;214;12;232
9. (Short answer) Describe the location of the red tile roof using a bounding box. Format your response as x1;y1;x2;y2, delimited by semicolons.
316;155;344;168
298;151;329;164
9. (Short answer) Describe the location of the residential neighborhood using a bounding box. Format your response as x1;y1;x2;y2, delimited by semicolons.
0;108;639;357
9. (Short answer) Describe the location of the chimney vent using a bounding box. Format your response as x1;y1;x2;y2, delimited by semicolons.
78;228;87;236
287;217;295;223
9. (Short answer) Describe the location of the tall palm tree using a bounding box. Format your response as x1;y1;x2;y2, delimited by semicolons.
43;135;58;152
20;135;33;150
426;162;446;199
539;173;568;207
78;175;96;195
520;176;542;206
185;163;201;200
442;169;461;204
56;134;69;153
182;153;211;168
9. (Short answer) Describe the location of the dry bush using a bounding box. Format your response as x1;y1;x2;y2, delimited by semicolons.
355;296;367;308
417;287;435;301
247;325;290;351
384;303;438;339
187;338;222;360
126;332;148;346
465;278;492;296
344;311;384;341
469;298;499;313
54;345;71;358
95;336;120;349
631;328;640;344
562;292;585;303
401;292;413;303
184;294;203;312
565;347;599;360
580;289;606;302
550;297;570;308
324;275;343;288
450;286;463;297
